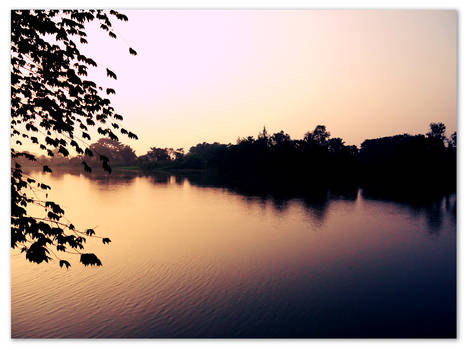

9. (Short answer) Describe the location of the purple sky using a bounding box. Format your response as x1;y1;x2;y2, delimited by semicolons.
80;10;456;155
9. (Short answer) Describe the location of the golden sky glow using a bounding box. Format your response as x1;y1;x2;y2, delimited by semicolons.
63;10;458;154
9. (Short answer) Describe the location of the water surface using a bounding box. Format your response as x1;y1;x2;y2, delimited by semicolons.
11;171;456;338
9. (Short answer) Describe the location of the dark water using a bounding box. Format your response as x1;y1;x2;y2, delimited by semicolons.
11;171;456;338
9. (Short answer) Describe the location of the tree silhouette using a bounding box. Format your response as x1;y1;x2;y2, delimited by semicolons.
85;138;137;166
143;147;171;162
307;125;330;146
449;132;456;150
328;137;345;153
11;10;138;268
427;122;447;142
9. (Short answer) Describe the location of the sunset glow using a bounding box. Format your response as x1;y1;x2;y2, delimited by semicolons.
77;10;457;154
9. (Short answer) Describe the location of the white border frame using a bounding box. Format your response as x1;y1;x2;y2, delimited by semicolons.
1;1;464;349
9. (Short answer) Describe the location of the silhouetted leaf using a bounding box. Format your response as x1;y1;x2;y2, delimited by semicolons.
103;162;112;174
26;242;50;264
40;184;51;190
59;259;71;269
58;146;69;157
82;161;92;173
106;68;117;80
128;132;138;140
80;253;102;267
85;58;97;67
115;13;128;21
57;245;66;252
48;211;60;221
43;165;52;173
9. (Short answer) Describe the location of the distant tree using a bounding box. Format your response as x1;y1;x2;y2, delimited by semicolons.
304;125;330;146
427;122;447;142
328;137;345;153
271;130;291;146
189;142;223;156
173;148;185;161
11;10;138;268
256;126;272;149
152;147;171;162
184;142;228;169
87;138;137;165
237;136;255;145
258;126;269;140
359;123;456;197
120;145;138;164
449;132;457;150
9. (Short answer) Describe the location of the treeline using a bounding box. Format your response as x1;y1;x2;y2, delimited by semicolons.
22;122;456;199
180;123;456;199
359;126;456;198
178;126;360;187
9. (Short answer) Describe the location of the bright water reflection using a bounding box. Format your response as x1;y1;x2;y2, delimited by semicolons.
11;171;456;338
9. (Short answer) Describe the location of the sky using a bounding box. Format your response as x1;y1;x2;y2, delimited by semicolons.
80;10;457;155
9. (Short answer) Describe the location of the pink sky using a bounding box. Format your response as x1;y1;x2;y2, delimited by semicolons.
81;10;457;155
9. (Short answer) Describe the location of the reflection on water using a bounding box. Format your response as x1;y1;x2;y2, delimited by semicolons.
11;170;456;338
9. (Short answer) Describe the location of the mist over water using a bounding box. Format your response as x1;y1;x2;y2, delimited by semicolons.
11;170;456;338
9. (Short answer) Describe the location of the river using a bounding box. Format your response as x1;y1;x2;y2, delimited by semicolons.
11;170;456;338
